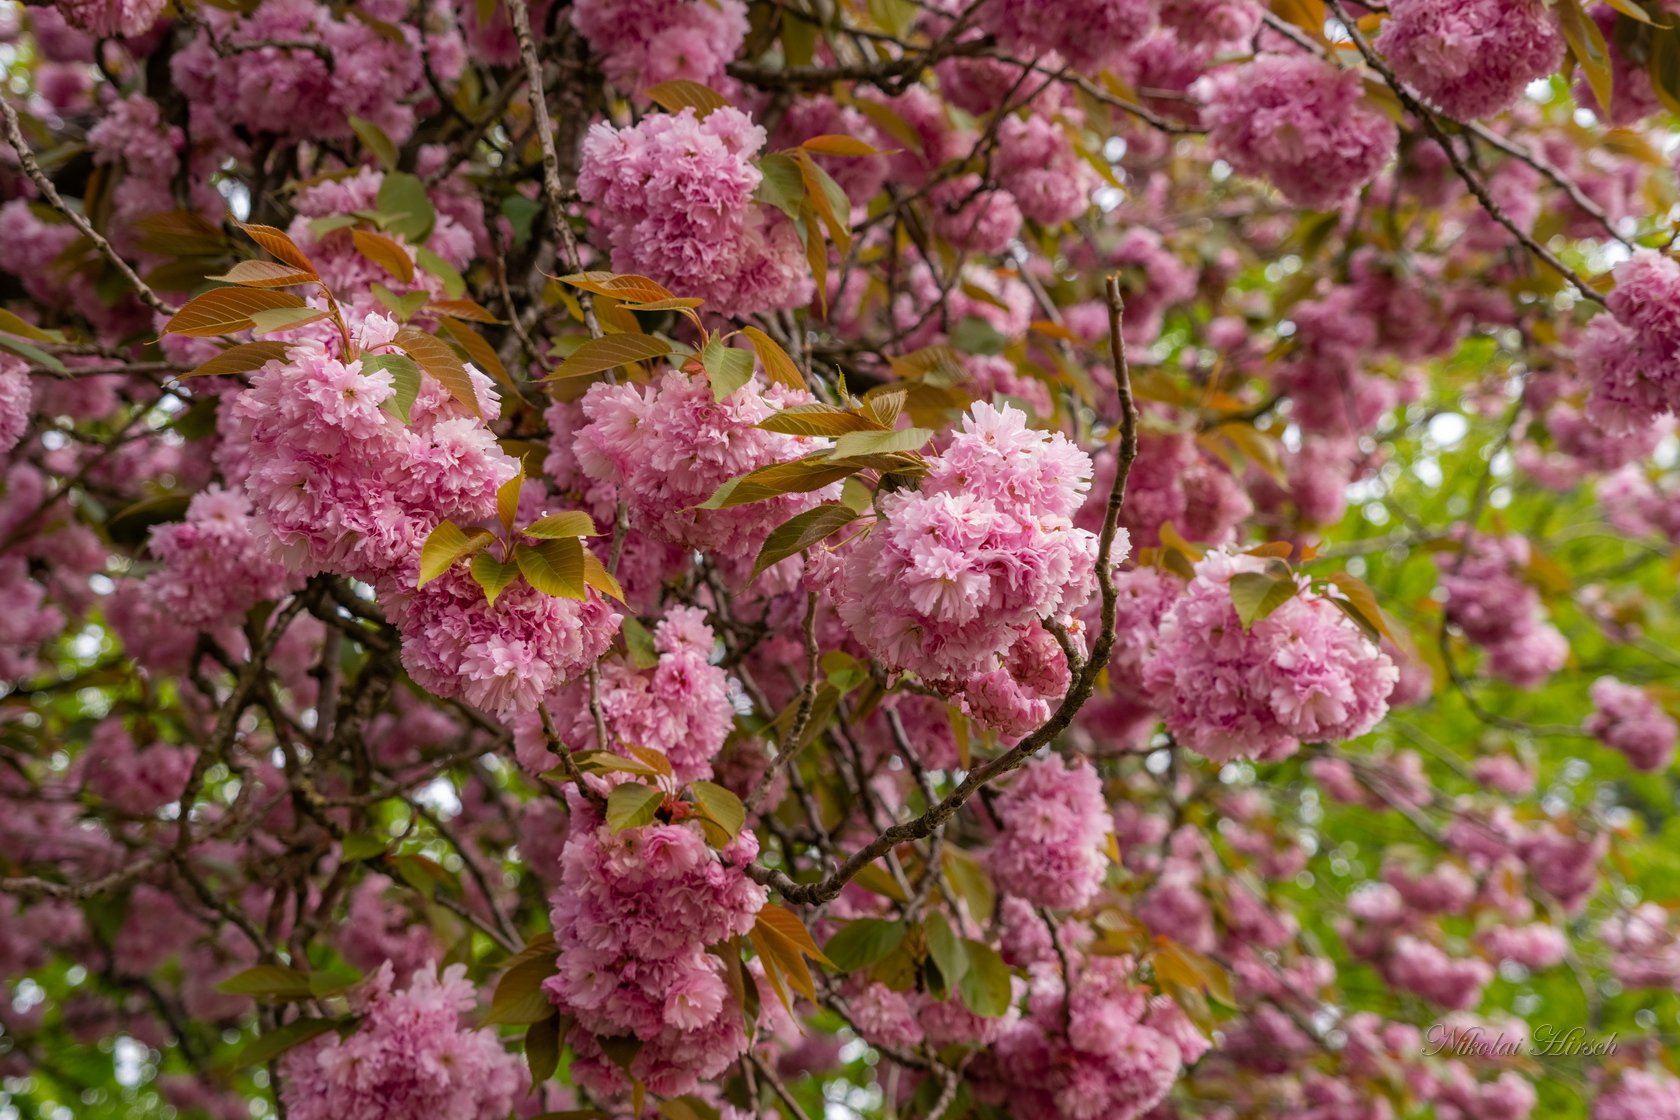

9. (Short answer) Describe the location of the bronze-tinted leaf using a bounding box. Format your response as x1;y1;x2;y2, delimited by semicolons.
163;287;306;337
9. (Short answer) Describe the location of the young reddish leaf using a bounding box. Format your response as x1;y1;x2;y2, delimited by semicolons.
428;297;500;323
645;79;730;118
163;287;307;337
207;260;317;288
740;325;805;390
758;403;883;437
497;463;524;532
392;327;482;417
798;134;891;157
581;549;626;603
237;222;318;275
558;272;679;304
547;333;673;381
352;228;416;284
418;521;496;587
182;339;290;379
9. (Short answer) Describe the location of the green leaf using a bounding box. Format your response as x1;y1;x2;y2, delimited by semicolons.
753;503;859;578
0;308;65;342
341;833;388;861
702;337;756;401
392;326;482;417
522;511;599;539
308;214;359;238
415;246;467;299
485;953;560;1026
690;781;746;846
248;306;330;335
524;1013;566;1084
755;153;806;220
105;493;191;547
607;782;664;833
418;522;496;588
699;455;862;509
216;964;314;1000
349;115;399;170
225;1018;343;1071
515;538;586;599
823;919;907;973
0;332;63;372
183;339;290;379
376;171;437;244
366;353;421;423
828;427;932;460
841;477;873;515
1228;569;1297;630
547;333;673;381
957;939;1012;1017
924;913;968;993
1557;0;1614;116
622;616;659;669
645;79;729;117
470;551;521;607
163;287;307;337
950;315;1009;355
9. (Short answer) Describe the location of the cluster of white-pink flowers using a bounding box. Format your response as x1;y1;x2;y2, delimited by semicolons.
1141;551;1398;762
824;402;1104;734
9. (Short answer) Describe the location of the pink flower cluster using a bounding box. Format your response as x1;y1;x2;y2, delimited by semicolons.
1374;0;1562;120
1141;551;1398;762
80;720;194;817
992;955;1204;1120
1437;533;1567;689
825;403;1103;730
1594;1070;1680;1120
389;565;620;720
225;315;516;584
570;0;748;93
572;368;832;578
1582;250;1680;434
280;961;524;1120
988;755;1110;910
578;107;812;315
543;792;766;1097
996;113;1099;227
1584;676;1677;772
141;486;299;632
1382;935;1494;1010
975;0;1159;74
171;0;459;146
518;606;734;782
1196;55;1397;210
0;355;30;455
55;0;164;38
